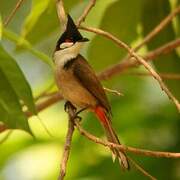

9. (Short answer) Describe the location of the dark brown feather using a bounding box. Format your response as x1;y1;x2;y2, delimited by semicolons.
73;55;111;114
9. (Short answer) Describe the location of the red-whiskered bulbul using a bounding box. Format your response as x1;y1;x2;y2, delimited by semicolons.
53;14;129;170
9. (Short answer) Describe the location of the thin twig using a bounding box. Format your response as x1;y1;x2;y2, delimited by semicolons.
81;26;180;112
133;54;180;112
26;93;63;117
145;38;180;60
36;87;123;103
58;106;76;180
35;83;55;101
76;0;96;27
103;87;124;96
115;5;180;66
128;72;180;80
4;0;25;27
75;121;180;159
128;158;157;180
134;6;180;51
36;91;59;100
80;26;130;50
98;38;180;80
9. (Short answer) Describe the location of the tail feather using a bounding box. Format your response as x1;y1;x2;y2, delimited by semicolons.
95;106;129;170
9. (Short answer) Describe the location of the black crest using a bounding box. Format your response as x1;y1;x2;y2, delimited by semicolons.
56;15;85;51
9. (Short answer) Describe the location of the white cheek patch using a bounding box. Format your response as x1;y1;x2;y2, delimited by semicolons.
60;42;74;49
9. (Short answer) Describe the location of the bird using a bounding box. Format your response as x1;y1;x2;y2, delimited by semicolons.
53;14;129;170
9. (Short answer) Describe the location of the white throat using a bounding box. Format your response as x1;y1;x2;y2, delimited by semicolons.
54;42;83;67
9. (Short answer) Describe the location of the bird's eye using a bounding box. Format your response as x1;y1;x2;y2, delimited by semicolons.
60;42;74;49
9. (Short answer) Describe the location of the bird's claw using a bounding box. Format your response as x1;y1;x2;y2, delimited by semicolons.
64;103;87;123
74;115;82;122
64;101;76;113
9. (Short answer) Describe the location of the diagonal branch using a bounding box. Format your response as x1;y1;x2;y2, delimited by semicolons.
98;38;180;80
75;120;180;159
132;55;180;112
128;158;157;180
144;38;180;60
56;0;67;31
4;0;25;27
76;0;96;27
134;5;180;51
127;72;180;80
117;5;180;65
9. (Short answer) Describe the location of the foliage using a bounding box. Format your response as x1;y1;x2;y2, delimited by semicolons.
0;0;180;180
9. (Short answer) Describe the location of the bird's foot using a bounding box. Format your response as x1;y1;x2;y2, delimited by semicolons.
64;101;76;113
64;101;81;121
64;102;88;122
74;107;87;122
74;115;82;122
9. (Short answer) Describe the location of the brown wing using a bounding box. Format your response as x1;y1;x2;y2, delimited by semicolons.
73;55;111;113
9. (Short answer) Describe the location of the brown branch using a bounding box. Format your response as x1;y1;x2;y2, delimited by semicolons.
128;158;157;180
98;38;180;80
4;0;25;27
0;93;62;132
134;5;180;51
35;86;123;103
58;105;76;180
103;87;124;96
26;93;63;117
144;38;180;60
76;0;96;27
75;121;180;159
81;26;130;50
56;0;67;31
128;72;180;80
133;54;180;112
35;83;55;101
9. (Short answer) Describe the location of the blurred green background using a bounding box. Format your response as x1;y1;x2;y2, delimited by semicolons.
0;0;180;179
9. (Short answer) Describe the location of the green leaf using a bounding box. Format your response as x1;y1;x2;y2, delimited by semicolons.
142;0;180;100
24;2;59;45
0;69;31;132
3;29;54;68
0;44;36;114
20;0;51;40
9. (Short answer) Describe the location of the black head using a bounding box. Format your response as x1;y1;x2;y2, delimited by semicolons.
56;14;89;51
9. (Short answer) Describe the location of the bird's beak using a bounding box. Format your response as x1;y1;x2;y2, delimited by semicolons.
78;37;89;42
